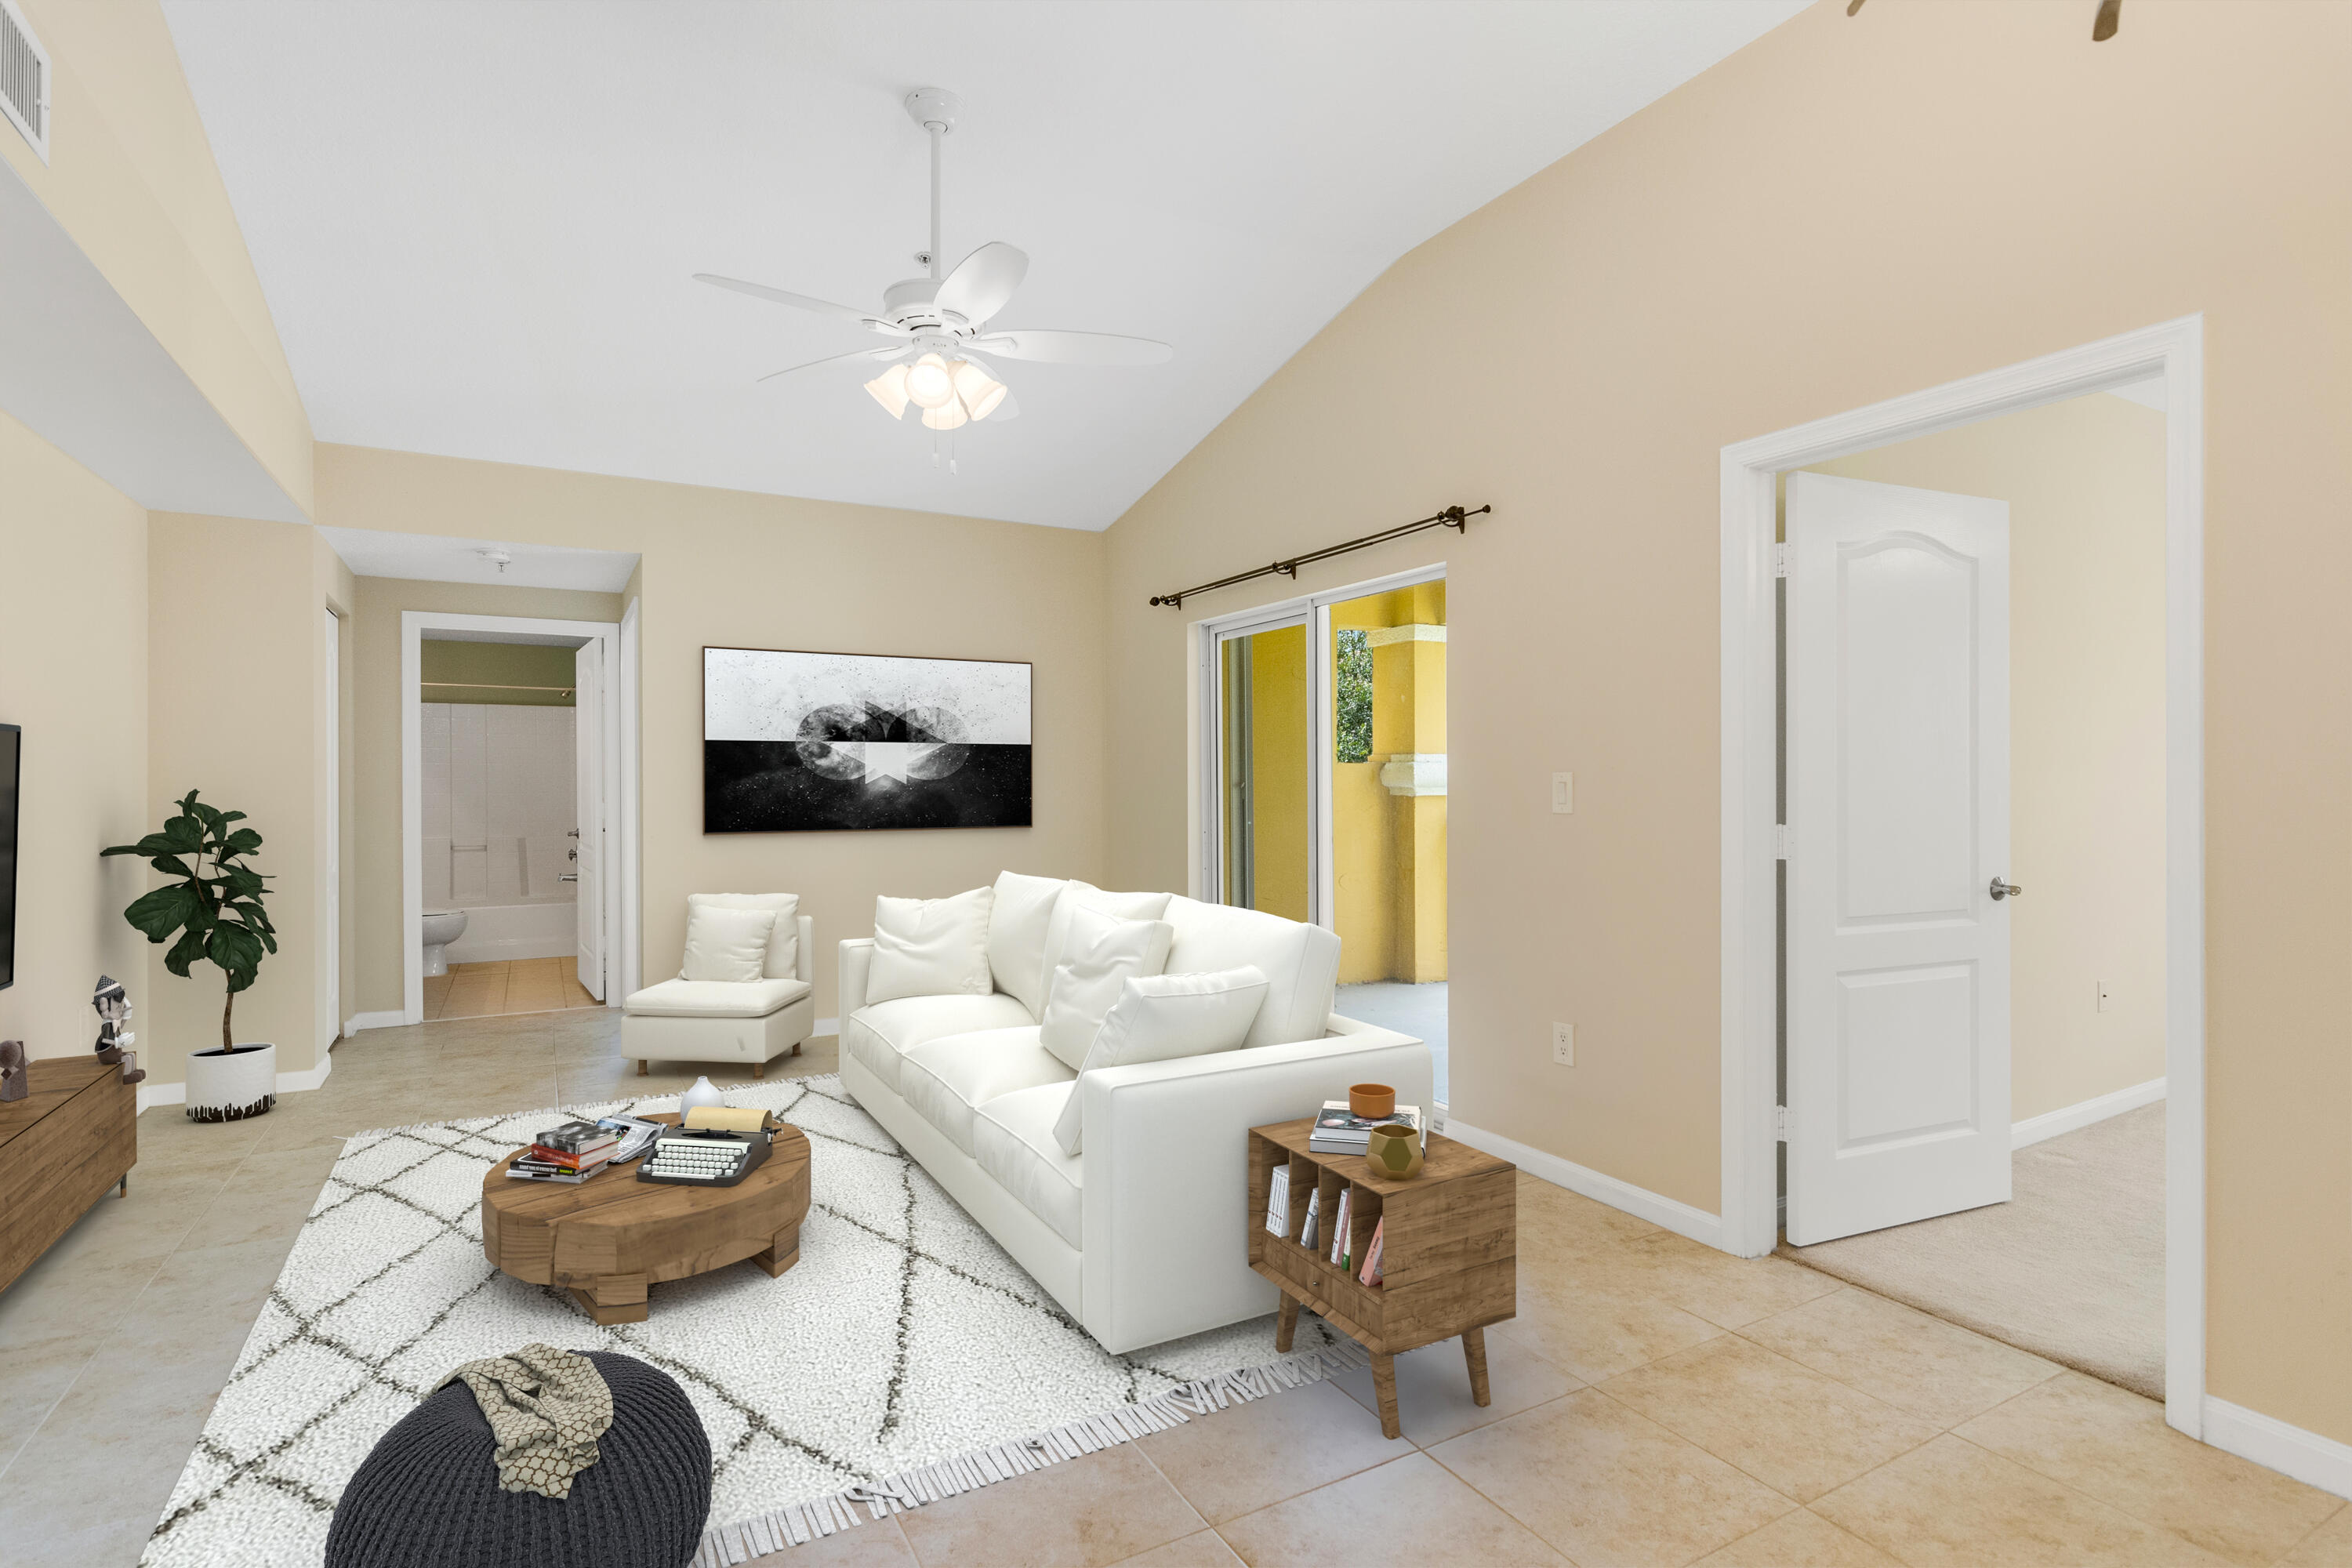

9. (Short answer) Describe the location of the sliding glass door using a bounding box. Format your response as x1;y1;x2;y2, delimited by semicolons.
1214;616;1312;920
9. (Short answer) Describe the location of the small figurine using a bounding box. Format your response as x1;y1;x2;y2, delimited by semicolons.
93;975;144;1085
0;1039;24;1103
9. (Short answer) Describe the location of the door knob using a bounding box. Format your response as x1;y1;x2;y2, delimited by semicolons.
1990;877;2023;901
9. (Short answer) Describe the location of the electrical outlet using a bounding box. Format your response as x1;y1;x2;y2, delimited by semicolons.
1552;1022;1574;1065
2096;979;2112;1013
1552;771;1574;814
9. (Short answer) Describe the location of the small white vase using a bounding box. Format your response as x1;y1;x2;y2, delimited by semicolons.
186;1041;276;1122
680;1076;724;1116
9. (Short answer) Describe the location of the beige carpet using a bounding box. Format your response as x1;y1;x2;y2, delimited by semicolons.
1780;1102;2164;1399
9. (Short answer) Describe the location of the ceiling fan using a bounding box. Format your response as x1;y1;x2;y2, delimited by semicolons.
695;86;1172;447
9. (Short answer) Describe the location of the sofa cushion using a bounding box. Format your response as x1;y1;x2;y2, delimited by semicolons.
1038;884;1173;993
985;871;1069;1018
898;1027;1075;1156
1037;906;1174;1071
623;977;810;1019
1053;967;1268;1154
1162;896;1341;1051
869;886;995;1003
681;905;775;984
973;1083;1083;1248
687;892;800;978
843;993;1037;1094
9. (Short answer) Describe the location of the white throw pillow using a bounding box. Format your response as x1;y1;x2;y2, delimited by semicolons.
985;870;1068;1018
1036;883;1174;996
1053;966;1269;1154
687;892;800;978
867;885;996;1004
1037;905;1174;1070
681;905;778;984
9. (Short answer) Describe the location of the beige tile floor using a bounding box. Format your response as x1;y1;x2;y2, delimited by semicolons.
2;1010;2344;1567
423;956;604;1019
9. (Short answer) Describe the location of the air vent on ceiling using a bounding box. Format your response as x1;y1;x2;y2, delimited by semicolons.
0;0;49;165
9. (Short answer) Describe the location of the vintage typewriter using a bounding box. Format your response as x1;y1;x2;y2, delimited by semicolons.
636;1105;774;1187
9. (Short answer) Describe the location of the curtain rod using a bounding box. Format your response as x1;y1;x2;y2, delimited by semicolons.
1148;503;1490;608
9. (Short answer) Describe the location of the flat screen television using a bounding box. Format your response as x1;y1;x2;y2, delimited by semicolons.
0;724;16;990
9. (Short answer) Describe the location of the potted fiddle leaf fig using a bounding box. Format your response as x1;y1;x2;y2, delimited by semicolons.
103;790;281;1121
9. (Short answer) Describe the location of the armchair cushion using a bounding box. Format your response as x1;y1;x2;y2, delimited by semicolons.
842;992;1038;1094
974;1083;1083;1247
623;976;810;1019
1037;906;1174;1070
899;1027;1074;1156
686;892;801;978
1052;966;1268;1154
985;871;1069;1017
869;887;996;1003
681;905;775;984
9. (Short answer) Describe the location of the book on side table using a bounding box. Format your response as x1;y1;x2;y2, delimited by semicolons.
1307;1100;1421;1156
1247;1117;1514;1440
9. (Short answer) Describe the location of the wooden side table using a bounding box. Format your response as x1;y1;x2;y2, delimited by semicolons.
1247;1119;1515;1439
481;1115;810;1323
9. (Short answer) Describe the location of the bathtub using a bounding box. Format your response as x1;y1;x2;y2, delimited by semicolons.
441;898;579;964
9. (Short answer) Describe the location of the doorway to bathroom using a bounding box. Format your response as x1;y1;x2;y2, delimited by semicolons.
399;610;637;1025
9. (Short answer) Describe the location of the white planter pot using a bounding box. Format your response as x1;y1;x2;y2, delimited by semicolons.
186;1041;277;1122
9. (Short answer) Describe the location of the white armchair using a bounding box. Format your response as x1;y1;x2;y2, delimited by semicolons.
624;894;815;1080
836;875;1432;1353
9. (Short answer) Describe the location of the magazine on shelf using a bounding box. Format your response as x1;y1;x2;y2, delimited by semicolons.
1298;1188;1321;1251
1330;1187;1352;1269
1359;1218;1385;1287
1264;1166;1292;1236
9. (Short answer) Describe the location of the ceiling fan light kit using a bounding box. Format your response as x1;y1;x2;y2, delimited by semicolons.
695;85;1169;466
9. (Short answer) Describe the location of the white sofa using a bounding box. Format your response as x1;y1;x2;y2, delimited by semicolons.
838;877;1432;1354
626;900;815;1080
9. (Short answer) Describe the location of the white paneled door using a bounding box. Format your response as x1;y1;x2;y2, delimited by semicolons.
574;640;606;1000
1784;471;2012;1245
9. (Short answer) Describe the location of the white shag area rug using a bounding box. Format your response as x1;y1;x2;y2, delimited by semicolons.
142;1075;1359;1567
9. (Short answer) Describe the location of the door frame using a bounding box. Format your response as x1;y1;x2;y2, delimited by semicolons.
1719;314;2205;1432
1193;561;1449;920
399;610;637;1023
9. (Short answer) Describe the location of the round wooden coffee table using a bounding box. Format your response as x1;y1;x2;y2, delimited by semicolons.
481;1114;811;1324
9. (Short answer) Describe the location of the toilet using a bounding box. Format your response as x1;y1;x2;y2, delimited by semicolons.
421;910;469;977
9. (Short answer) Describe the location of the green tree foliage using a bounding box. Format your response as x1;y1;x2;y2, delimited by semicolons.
1335;629;1374;764
102;791;277;1051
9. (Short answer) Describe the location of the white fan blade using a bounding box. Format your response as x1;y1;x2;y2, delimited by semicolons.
754;347;906;383
967;329;1171;366
695;273;903;334
935;242;1029;326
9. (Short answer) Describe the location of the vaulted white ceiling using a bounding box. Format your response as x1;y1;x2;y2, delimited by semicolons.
163;1;1803;530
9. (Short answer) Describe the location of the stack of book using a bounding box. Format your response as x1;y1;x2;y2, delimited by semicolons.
1308;1100;1422;1156
509;1120;620;1183
1261;1165;1385;1287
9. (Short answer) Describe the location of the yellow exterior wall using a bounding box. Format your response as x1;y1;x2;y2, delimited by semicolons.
1101;0;2352;1444
1330;584;1447;982
1244;624;1310;922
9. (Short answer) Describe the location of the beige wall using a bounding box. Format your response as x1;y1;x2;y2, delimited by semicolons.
1102;1;2352;1441
347;576;625;1016
0;412;152;1063
143;513;344;1083
4;1;313;514
320;447;1109;1021
1804;393;2168;1124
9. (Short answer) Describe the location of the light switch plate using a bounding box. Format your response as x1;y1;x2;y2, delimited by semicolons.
1552;771;1573;814
1552;1022;1574;1065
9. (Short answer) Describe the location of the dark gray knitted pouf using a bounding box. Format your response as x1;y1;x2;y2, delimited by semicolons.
325;1351;712;1568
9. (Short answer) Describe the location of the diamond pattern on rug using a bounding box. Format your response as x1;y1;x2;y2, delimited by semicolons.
142;1076;1345;1566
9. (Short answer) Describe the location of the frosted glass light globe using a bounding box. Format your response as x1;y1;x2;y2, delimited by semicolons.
905;353;956;410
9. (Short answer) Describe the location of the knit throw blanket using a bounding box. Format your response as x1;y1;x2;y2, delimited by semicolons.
440;1343;615;1498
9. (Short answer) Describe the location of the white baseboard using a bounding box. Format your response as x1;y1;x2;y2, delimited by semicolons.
815;1016;839;1038
136;1080;185;1113
346;1011;409;1033
2205;1396;2352;1501
2013;1076;2165;1149
1444;1116;1724;1250
277;1051;334;1094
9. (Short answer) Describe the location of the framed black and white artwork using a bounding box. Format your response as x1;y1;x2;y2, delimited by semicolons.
702;646;1033;833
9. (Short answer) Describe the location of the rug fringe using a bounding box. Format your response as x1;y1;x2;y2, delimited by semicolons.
688;1338;1370;1563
